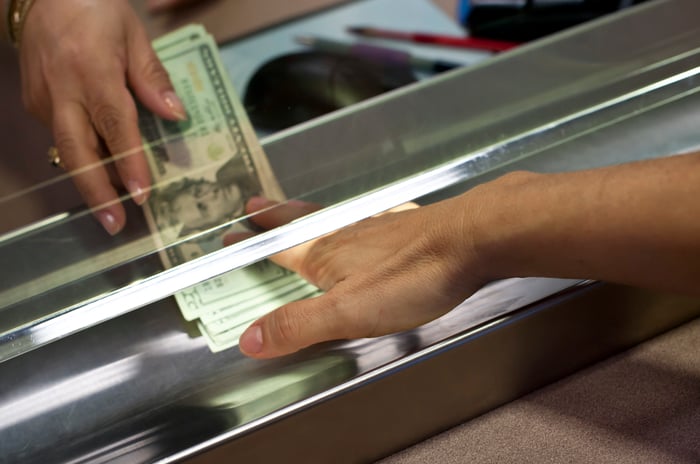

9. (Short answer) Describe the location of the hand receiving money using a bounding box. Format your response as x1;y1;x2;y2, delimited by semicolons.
227;197;475;360
16;0;187;235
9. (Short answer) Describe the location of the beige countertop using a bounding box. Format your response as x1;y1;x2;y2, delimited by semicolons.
380;317;700;463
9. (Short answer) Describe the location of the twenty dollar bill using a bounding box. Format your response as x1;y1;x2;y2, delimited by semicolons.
139;25;320;352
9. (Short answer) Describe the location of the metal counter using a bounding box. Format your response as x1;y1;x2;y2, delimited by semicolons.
2;0;700;462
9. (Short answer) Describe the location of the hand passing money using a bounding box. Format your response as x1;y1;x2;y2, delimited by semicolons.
140;25;320;352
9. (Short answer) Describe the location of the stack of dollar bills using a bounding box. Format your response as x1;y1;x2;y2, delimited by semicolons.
139;25;321;352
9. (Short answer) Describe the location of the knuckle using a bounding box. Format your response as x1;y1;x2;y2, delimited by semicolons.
52;131;80;170
271;307;303;349
54;42;82;67
301;257;325;286
303;241;339;287
319;293;354;339
91;101;135;152
330;290;377;339
54;43;96;81
92;102;122;136
140;54;172;87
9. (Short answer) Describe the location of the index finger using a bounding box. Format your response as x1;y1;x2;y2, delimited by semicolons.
53;101;126;235
88;84;151;206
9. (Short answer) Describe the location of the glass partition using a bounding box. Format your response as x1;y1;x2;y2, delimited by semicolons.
3;71;700;458
2;0;700;461
2;0;700;362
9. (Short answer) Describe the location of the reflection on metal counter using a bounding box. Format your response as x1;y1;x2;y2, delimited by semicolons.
0;276;575;463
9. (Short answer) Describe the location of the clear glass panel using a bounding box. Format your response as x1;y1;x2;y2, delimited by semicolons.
4;71;700;457
2;0;700;362
2;0;700;461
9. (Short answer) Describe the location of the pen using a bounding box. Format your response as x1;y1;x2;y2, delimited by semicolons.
347;26;520;52
295;35;463;74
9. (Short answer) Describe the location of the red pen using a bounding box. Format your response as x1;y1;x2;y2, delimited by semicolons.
347;26;520;53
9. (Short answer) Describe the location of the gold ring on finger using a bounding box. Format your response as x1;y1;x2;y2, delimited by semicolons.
47;146;65;169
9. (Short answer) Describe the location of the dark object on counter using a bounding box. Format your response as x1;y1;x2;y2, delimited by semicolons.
465;0;651;42
244;51;417;132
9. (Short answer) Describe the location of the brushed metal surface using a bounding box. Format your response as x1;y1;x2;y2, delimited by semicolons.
1;1;700;463
182;285;700;464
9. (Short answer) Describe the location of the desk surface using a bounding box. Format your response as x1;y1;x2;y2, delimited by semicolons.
216;0;483;109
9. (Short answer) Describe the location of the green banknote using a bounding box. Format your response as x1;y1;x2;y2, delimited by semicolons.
140;25;320;352
141;24;284;260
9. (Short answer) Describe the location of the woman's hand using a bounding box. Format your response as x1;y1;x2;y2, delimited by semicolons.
230;196;488;359
19;0;186;234
231;150;700;359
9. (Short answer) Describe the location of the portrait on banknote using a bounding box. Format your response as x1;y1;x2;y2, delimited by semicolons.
149;155;260;239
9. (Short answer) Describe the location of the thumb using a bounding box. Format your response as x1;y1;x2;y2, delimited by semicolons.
127;28;187;121
238;294;360;358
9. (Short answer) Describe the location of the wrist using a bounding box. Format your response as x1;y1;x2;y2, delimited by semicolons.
466;170;545;283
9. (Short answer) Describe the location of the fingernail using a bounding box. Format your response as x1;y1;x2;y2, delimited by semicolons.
162;90;187;120
98;211;122;236
127;180;148;206
247;196;273;211
239;325;263;354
